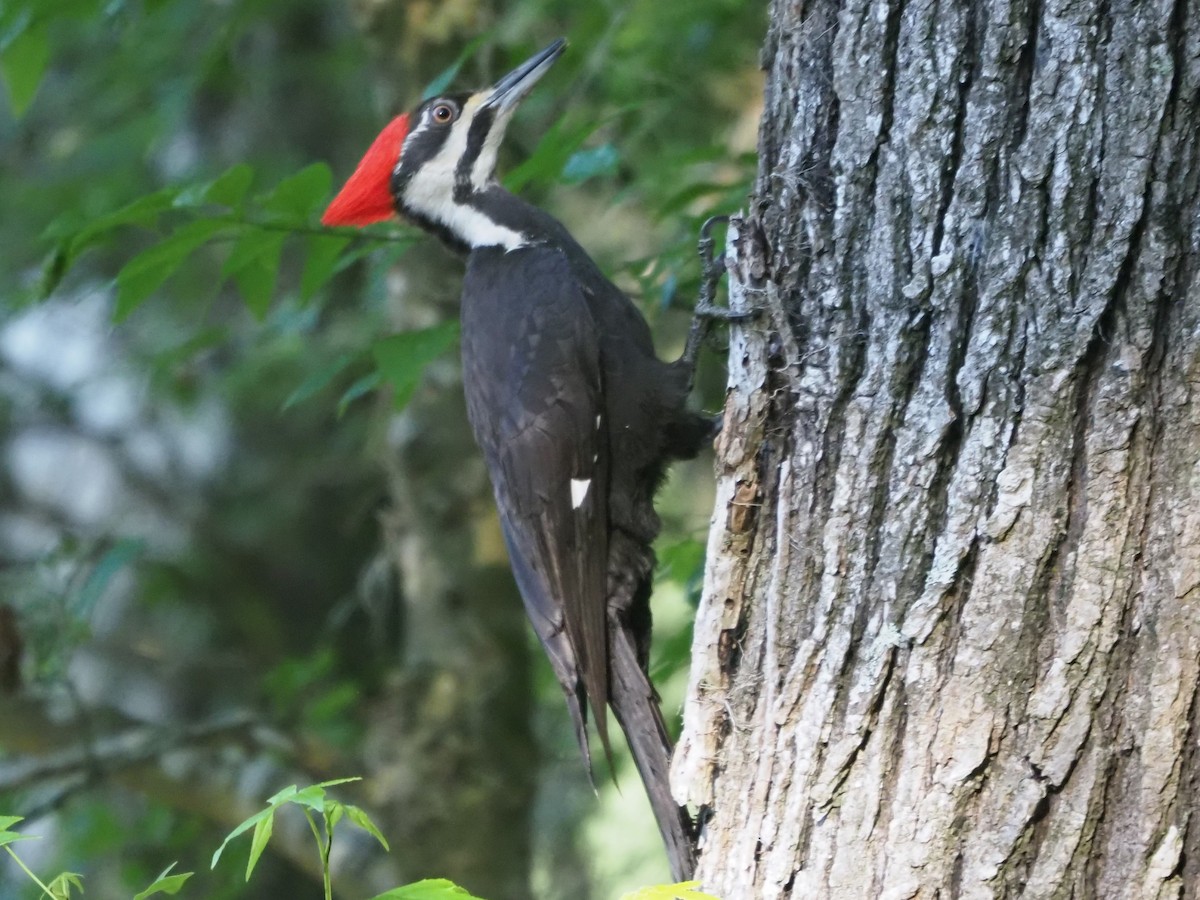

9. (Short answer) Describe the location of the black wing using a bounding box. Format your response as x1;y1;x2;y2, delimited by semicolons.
461;245;613;770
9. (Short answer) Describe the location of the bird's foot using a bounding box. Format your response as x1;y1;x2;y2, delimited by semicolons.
681;216;760;378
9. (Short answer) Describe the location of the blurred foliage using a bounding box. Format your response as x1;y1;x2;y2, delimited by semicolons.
0;0;763;896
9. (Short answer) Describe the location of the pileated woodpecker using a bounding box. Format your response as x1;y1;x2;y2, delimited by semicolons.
323;39;724;879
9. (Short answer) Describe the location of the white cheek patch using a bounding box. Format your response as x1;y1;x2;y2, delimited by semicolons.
470;111;511;191
401;96;527;251
570;478;591;509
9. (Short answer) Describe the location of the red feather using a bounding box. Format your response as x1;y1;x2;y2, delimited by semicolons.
322;114;410;226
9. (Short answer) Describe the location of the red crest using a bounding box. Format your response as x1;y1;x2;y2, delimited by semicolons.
321;114;410;227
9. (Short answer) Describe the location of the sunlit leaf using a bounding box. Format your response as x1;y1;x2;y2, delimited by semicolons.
0;814;34;848
46;871;84;899
369;878;488;900
212;798;286;870
0;24;48;117
132;864;193;899
290;784;328;812
245;813;273;881
263;163;332;221
561;144;619;183
291;776;360;813
344;804;390;851
115;218;226;320
371;321;460;411
620;882;724;900
327;801;344;829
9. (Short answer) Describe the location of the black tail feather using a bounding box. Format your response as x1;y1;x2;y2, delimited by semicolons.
609;623;697;881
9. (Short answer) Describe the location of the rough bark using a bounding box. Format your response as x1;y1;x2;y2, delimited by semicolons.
676;0;1200;896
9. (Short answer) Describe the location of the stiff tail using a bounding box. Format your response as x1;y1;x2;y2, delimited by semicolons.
609;623;696;881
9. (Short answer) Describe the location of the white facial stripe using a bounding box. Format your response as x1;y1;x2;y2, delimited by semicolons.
570;478;591;509
401;95;527;250
470;109;512;191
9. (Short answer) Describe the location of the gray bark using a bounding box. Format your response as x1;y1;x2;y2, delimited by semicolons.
675;0;1200;896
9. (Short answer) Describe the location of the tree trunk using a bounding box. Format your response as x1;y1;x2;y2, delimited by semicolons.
675;0;1200;896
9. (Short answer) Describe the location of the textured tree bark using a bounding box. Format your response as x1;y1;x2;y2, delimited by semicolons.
675;0;1200;897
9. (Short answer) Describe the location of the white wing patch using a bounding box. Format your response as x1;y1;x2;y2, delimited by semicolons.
570;478;591;509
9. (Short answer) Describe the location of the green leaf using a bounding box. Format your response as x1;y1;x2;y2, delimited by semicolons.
263;784;300;805
212;800;285;870
115;218;226;320
620;883;725;900
301;234;349;302
245;812;273;881
369;878;488;900
281;353;356;411
222;229;284;319
263;163;332;221
326;801;344;829
343;804;389;851
656;181;730;218
205;163;255;207
657;537;705;585
561;144;619;184
174;164;254;209
421;33;490;100
50;187;180;246
289;784;328;813
0;6;34;52
46;871;84;899
371;321;460;411
505;115;605;193
0;24;48;117
213;778;363;870
133;864;193;899
337;370;382;417
75;538;144;616
0;814;34;848
39;243;70;298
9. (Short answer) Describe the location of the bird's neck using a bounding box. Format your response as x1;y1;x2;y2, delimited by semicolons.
403;183;550;254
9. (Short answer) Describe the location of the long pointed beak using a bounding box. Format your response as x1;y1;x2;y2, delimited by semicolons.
481;38;567;111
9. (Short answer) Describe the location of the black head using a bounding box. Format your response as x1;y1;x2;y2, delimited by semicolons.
323;39;567;251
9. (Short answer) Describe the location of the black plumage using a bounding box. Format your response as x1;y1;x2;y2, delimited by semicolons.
324;39;712;880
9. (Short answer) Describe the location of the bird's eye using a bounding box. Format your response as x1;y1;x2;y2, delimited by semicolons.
431;103;456;124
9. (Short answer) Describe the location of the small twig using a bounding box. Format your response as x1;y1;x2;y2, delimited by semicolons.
0;710;260;794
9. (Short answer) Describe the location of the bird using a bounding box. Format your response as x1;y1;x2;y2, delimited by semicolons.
322;38;728;880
